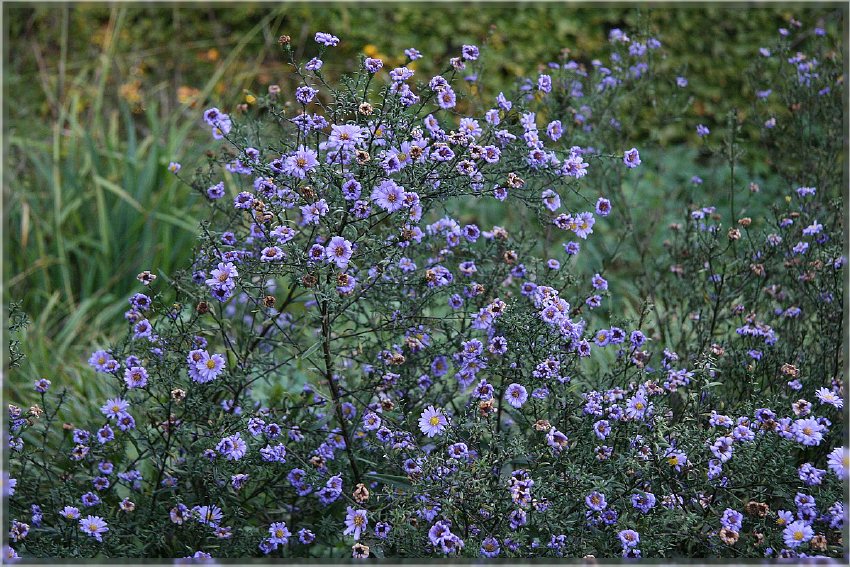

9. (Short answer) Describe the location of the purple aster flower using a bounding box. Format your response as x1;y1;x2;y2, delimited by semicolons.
546;427;569;453
479;536;500;558
591;273;608;290
195;351;226;383
268;522;291;545
364;57;383;73
460;44;479;60
436;87;457;109
329;124;366;151
60;506;81;520
505;383;528;408
343;507;368;540
783;520;813;548
299;528;316;544
284;146;319;179
547;120;563;141
216;434;247;461
721;508;743;532
586;491;607;511
260;246;285;262
100;398;130;420
371;180;406;212
623;148;641;168
618;529;640;548
300;199;329;225
631;492;656;513
79;515;108;541
827;447;848;479
792;418;824;446
418;406;448;437
314;32;340;46
593;419;611;439
326;236;354;269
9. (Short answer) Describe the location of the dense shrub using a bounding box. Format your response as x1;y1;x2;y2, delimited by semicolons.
4;19;846;560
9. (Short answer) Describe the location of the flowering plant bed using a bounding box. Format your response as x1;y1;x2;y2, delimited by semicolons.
5;20;846;561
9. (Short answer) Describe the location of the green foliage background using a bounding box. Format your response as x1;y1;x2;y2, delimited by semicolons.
3;2;843;412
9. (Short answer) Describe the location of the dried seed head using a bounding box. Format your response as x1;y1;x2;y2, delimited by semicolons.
745;500;769;517
353;483;370;503
719;527;739;545
302;274;318;288
356;150;371;164
425;268;437;285
352;543;370;558
171;389;187;402
810;534;828;552
534;419;551;431
358;102;373;116
196;301;209;314
278;35;291;45
137;271;156;285
263;295;276;308
728;228;742;241
300;186;316;200
738;217;752;227
503;250;518;264
478;398;495;416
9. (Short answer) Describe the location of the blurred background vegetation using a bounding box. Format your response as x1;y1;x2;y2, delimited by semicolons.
4;3;842;413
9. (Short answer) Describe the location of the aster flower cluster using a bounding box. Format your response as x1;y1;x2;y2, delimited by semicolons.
5;19;845;561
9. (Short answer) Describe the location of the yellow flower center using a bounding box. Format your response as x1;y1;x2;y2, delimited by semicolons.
794;531;804;541
354;515;365;526
429;416;440;426
668;456;679;466
206;359;217;369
